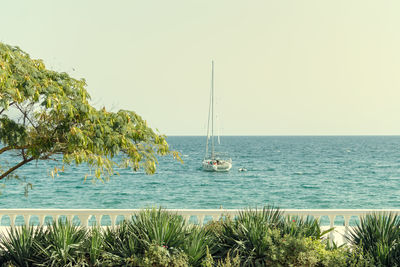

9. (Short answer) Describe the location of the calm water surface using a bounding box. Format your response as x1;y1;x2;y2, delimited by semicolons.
1;136;400;209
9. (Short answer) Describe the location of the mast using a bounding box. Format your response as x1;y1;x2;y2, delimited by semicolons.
205;69;212;158
204;61;216;160
211;61;215;159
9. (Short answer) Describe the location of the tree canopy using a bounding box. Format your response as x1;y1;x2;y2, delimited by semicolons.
0;42;179;184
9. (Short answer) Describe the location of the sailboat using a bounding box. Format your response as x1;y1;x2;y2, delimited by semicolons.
202;61;232;172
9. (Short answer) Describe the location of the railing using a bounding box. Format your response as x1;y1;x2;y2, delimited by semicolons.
0;209;398;244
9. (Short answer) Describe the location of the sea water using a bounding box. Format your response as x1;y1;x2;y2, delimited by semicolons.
1;136;400;209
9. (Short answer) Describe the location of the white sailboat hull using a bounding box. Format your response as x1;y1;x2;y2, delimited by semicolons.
202;159;232;172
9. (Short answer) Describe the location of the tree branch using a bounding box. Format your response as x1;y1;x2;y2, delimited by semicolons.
0;101;16;115
15;103;38;130
0;156;34;180
0;145;29;155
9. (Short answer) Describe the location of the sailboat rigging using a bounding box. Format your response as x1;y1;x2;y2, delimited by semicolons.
202;61;232;172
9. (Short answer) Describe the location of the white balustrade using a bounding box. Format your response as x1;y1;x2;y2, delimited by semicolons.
0;209;398;245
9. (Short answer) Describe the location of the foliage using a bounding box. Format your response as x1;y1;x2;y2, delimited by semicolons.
34;220;88;266
183;225;216;267
127;208;187;255
201;249;240;267
345;246;376;267
210;207;347;266
141;243;188;267
280;215;334;240
83;227;105;266
0;208;397;266
346;212;400;266
100;223;138;265
0;225;45;266
0;42;180;185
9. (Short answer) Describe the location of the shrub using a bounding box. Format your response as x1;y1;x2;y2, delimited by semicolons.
128;208;187;255
141;243;188;267
280;215;333;240
101;223;138;265
346;212;400;266
34;220;88;266
0;208;387;266
0;225;45;267
83;227;105;266
201;248;240;267
183;225;216;267
212;207;283;261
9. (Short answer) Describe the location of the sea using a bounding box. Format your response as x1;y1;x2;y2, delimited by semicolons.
1;136;400;210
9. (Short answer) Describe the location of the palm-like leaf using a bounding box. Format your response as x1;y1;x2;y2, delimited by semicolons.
0;225;45;267
84;226;104;266
35;219;88;266
101;223;137;264
346;212;400;266
184;225;215;267
128;208;187;254
280;215;333;240
213;206;284;264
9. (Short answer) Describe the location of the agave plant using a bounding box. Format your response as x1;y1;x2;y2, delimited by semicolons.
128;208;188;255
280;215;333;240
35;219;88;266
212;206;284;265
346;212;400;266
236;206;283;227
101;223;138;265
183;225;215;267
0;225;46;267
83;226;105;266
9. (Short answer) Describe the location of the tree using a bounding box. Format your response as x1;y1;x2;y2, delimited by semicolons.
0;42;180;184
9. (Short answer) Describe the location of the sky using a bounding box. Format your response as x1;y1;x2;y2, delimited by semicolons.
2;0;400;135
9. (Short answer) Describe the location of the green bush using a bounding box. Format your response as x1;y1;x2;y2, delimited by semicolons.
141;243;188;267
128;208;187;255
83;227;106;266
0;225;45;266
34;220;88;266
280;215;333;240
100;222;138;265
0;208;395;266
183;225;216;267
346;212;400;266
211;207;283;261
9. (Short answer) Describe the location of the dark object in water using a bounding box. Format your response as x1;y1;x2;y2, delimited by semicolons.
238;168;247;172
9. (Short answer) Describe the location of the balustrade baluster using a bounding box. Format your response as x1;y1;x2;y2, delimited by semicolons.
184;215;190;222
39;215;45;226
111;215;117;226
198;215;205;226
10;215;16;227
77;215;90;227
328;215;335;243
96;215;101;226
24;215;30;227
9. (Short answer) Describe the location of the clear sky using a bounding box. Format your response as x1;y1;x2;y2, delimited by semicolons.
2;0;400;135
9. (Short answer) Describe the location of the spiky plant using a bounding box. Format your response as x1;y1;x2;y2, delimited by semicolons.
35;219;88;266
236;206;283;228
101;223;138;265
280;215;333;240
183;225;215;267
83;226;104;266
0;225;45;267
346;212;400;266
212;206;284;264
128;208;188;255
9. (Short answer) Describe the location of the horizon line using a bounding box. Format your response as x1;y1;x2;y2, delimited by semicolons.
164;134;400;137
